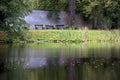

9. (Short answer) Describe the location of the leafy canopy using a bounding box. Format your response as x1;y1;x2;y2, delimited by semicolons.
0;0;31;40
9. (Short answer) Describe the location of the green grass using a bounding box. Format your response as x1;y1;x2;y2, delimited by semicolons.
1;30;120;43
26;30;120;42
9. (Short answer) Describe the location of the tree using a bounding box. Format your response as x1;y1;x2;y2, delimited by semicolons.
0;0;31;40
76;0;120;29
68;0;75;28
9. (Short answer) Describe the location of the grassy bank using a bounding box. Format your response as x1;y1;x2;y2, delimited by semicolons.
0;30;120;43
27;30;120;43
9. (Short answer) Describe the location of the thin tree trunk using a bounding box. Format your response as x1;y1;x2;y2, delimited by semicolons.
92;19;97;29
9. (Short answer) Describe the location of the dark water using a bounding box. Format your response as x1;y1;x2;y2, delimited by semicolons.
0;42;120;80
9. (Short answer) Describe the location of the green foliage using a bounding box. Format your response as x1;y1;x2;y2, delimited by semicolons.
0;0;31;40
76;0;120;28
29;0;68;10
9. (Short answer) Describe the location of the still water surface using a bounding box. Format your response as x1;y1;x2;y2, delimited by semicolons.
0;42;120;80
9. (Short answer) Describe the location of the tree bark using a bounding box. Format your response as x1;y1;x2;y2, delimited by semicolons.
68;0;75;28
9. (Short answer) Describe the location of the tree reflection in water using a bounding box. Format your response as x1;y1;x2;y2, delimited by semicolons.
0;43;120;80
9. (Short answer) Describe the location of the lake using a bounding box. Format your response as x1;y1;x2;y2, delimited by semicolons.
0;42;120;80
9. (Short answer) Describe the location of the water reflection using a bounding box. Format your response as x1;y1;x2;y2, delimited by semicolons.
0;42;120;80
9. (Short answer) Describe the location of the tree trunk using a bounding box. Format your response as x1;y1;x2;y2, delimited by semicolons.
68;0;75;28
92;19;97;29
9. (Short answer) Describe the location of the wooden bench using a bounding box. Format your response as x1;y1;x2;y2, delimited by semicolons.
45;25;55;29
34;25;44;30
56;25;64;29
